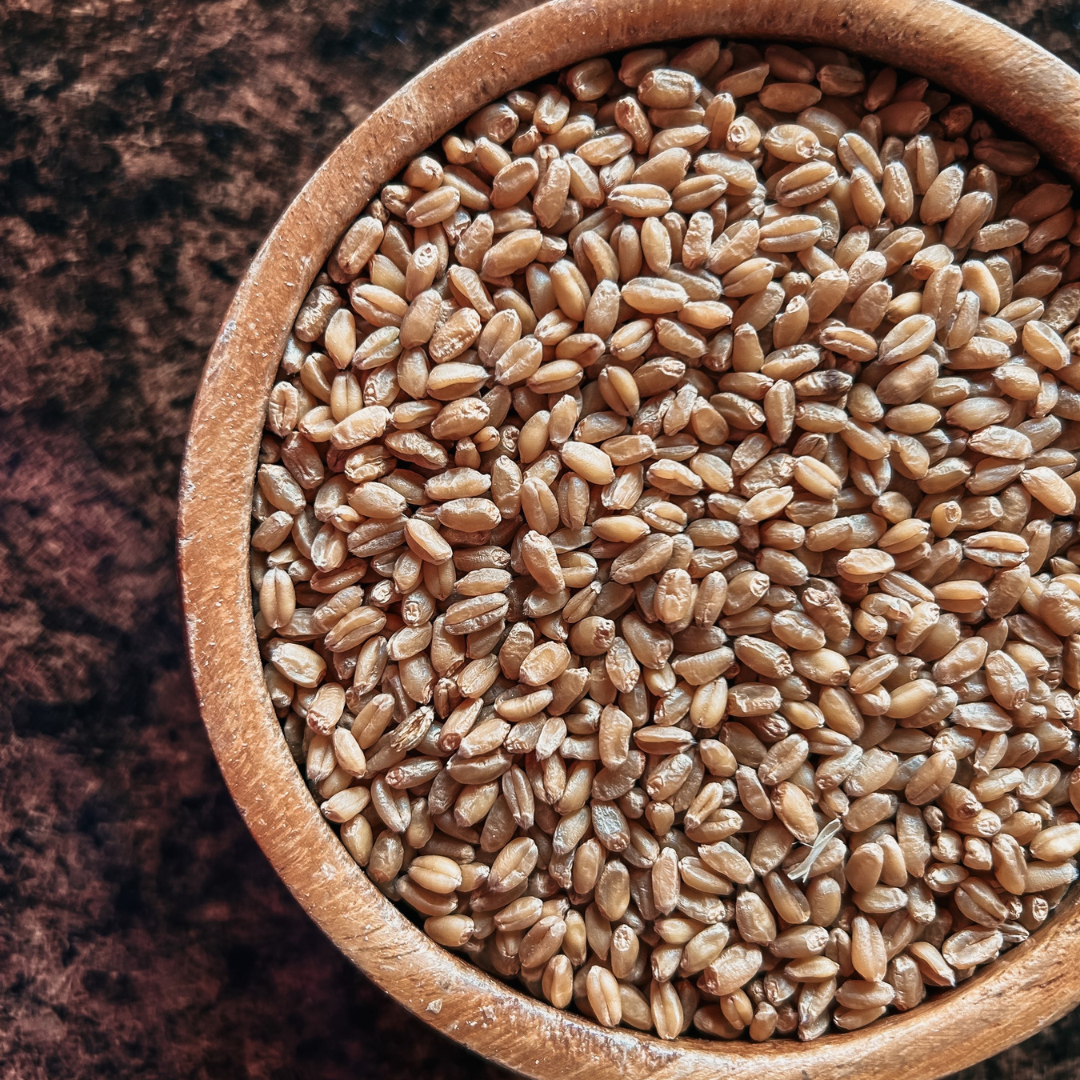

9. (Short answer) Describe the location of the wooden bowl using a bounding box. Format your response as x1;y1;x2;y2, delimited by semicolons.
177;1;1080;1076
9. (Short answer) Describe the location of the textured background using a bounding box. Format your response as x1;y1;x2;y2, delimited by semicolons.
4;2;1080;1077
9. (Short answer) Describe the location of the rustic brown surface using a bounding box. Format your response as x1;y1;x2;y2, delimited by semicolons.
6;1;1080;1077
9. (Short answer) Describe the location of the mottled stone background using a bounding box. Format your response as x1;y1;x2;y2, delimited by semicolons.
4;1;1080;1077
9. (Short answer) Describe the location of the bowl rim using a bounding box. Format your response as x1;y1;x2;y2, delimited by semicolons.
178;1;1080;1077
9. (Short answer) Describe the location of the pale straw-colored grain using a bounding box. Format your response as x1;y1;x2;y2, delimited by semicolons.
255;35;1080;1043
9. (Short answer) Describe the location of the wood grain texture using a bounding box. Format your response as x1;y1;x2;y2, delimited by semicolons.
5;0;1080;1078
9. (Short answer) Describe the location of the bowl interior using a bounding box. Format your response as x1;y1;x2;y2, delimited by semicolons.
178;2;1080;1078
